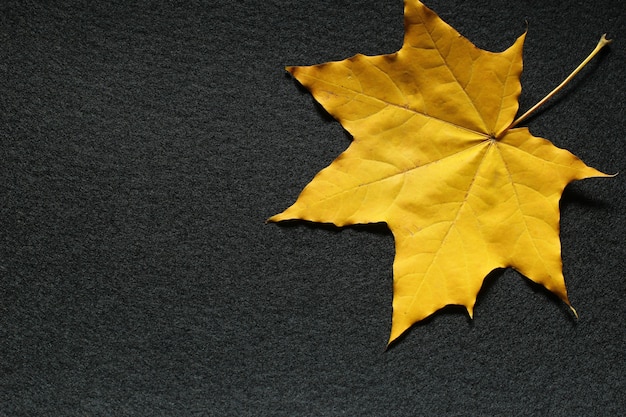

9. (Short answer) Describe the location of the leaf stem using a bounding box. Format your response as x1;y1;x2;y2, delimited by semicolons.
506;34;612;131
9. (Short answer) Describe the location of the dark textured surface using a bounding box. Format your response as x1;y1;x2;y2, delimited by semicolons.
1;1;624;415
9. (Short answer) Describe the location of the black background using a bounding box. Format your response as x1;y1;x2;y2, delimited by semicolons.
1;1;624;415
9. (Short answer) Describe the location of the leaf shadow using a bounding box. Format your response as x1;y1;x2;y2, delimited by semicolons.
286;73;354;142
274;218;391;237
473;267;507;309
475;267;580;324
560;184;611;212
518;273;578;323
287;73;335;122
480;268;580;324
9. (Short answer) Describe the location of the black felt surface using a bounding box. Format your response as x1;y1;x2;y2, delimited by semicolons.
1;1;625;416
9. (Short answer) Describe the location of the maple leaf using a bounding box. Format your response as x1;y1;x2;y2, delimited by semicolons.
269;0;612;344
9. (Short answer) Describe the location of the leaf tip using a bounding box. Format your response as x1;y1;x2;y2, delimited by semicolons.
569;304;579;320
584;167;617;180
266;213;282;223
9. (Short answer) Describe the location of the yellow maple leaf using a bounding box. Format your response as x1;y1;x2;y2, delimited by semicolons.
269;0;612;344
